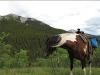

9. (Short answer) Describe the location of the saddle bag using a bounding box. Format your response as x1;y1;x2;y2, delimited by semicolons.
90;37;98;48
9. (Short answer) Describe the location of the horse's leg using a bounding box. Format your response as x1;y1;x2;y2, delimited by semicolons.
89;62;92;75
70;58;73;75
89;56;92;75
81;60;86;75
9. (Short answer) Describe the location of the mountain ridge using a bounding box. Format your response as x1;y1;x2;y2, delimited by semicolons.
0;13;66;62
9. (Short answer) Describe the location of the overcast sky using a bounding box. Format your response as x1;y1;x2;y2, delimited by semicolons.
0;1;100;35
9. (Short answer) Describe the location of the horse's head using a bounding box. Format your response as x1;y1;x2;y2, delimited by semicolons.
44;35;61;57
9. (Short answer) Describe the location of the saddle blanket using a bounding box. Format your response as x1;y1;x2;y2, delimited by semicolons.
90;37;98;48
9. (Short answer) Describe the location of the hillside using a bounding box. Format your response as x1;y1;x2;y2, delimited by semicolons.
0;14;66;48
0;14;66;66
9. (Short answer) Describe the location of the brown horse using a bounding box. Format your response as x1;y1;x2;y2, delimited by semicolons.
45;32;93;75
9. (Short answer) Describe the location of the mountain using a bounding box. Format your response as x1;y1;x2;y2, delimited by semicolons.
0;14;66;65
0;14;66;47
68;29;76;33
96;36;100;42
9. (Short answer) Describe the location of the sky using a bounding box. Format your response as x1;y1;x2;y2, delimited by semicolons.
0;1;100;35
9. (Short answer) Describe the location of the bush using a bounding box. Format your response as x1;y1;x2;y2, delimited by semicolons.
14;49;28;67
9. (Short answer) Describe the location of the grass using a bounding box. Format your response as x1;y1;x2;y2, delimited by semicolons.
0;67;100;75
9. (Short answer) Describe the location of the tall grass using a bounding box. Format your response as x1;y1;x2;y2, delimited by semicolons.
0;67;100;75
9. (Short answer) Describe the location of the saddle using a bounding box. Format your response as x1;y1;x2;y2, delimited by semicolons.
79;34;92;48
79;34;93;56
79;34;87;43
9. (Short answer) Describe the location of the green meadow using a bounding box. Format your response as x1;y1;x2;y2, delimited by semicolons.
0;67;100;75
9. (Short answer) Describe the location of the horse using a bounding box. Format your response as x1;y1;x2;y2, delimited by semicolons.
45;32;94;75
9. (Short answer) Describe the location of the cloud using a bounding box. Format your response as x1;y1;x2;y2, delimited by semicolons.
97;9;100;12
8;2;31;17
0;1;100;35
68;12;80;16
83;17;100;35
0;1;11;15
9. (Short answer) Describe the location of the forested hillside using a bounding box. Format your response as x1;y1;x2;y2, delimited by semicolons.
0;14;100;68
0;14;66;67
